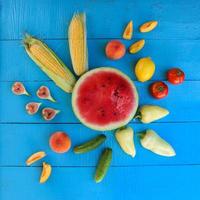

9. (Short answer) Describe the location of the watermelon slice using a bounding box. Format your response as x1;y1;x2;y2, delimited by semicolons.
72;67;138;131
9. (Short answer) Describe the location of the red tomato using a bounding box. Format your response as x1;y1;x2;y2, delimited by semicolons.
167;68;185;84
150;81;168;99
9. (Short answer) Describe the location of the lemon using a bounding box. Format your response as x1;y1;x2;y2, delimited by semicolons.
135;57;155;82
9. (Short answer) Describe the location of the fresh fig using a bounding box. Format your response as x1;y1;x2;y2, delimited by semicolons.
36;86;56;102
12;82;29;96
26;102;41;115
42;108;60;120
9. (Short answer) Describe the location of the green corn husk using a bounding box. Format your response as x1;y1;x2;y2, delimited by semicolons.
23;34;76;93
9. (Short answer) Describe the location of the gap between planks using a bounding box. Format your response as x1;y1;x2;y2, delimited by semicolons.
1;121;200;125
1;38;200;41
0;80;200;83
1;163;200;168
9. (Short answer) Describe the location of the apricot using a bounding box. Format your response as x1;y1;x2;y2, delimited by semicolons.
49;131;71;153
105;40;126;60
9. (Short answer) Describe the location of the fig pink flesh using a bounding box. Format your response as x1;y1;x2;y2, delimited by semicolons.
26;103;40;114
12;82;25;94
37;86;49;98
42;108;58;120
76;71;136;125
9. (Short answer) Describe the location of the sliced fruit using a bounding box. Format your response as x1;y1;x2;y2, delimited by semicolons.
129;39;145;54
40;162;52;183
12;82;29;96
115;127;136;157
26;151;46;166
36;86;56;102
23;34;76;93
135;57;155;82
42;108;60;120
49;131;71;153
72;67;139;131
139;21;158;33
74;134;106;154
105;40;126;60
26;102;41;115
68;13;88;76
122;20;133;40
94;148;112;183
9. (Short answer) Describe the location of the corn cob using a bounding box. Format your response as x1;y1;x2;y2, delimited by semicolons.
68;13;88;76
23;34;76;93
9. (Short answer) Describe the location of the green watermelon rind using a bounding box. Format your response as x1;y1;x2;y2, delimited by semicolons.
72;67;139;131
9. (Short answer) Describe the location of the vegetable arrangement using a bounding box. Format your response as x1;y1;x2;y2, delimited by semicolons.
11;13;185;184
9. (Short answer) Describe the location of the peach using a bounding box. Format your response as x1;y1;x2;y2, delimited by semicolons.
105;40;126;60
49;131;71;153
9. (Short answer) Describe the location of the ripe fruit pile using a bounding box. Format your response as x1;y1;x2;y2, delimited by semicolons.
26;131;71;183
105;21;185;99
12;83;60;120
12;13;186;184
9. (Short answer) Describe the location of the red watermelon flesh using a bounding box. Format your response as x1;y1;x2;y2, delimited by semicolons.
72;68;138;131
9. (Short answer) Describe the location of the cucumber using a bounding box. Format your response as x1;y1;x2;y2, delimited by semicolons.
94;148;112;183
74;134;106;154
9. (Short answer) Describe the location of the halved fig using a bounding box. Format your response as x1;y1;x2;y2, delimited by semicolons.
40;162;52;183
12;82;29;96
26;151;46;166
36;86;56;102
42;108;60;120
26;102;41;115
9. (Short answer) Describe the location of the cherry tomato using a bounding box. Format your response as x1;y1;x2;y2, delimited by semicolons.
167;68;185;84
150;81;168;99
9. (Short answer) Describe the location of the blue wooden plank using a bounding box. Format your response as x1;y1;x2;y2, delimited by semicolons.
0;81;199;123
0;39;199;81
0;166;200;200
1;0;200;40
0;123;198;166
1;0;200;199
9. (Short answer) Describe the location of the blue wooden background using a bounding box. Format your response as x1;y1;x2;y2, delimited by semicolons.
1;0;200;199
